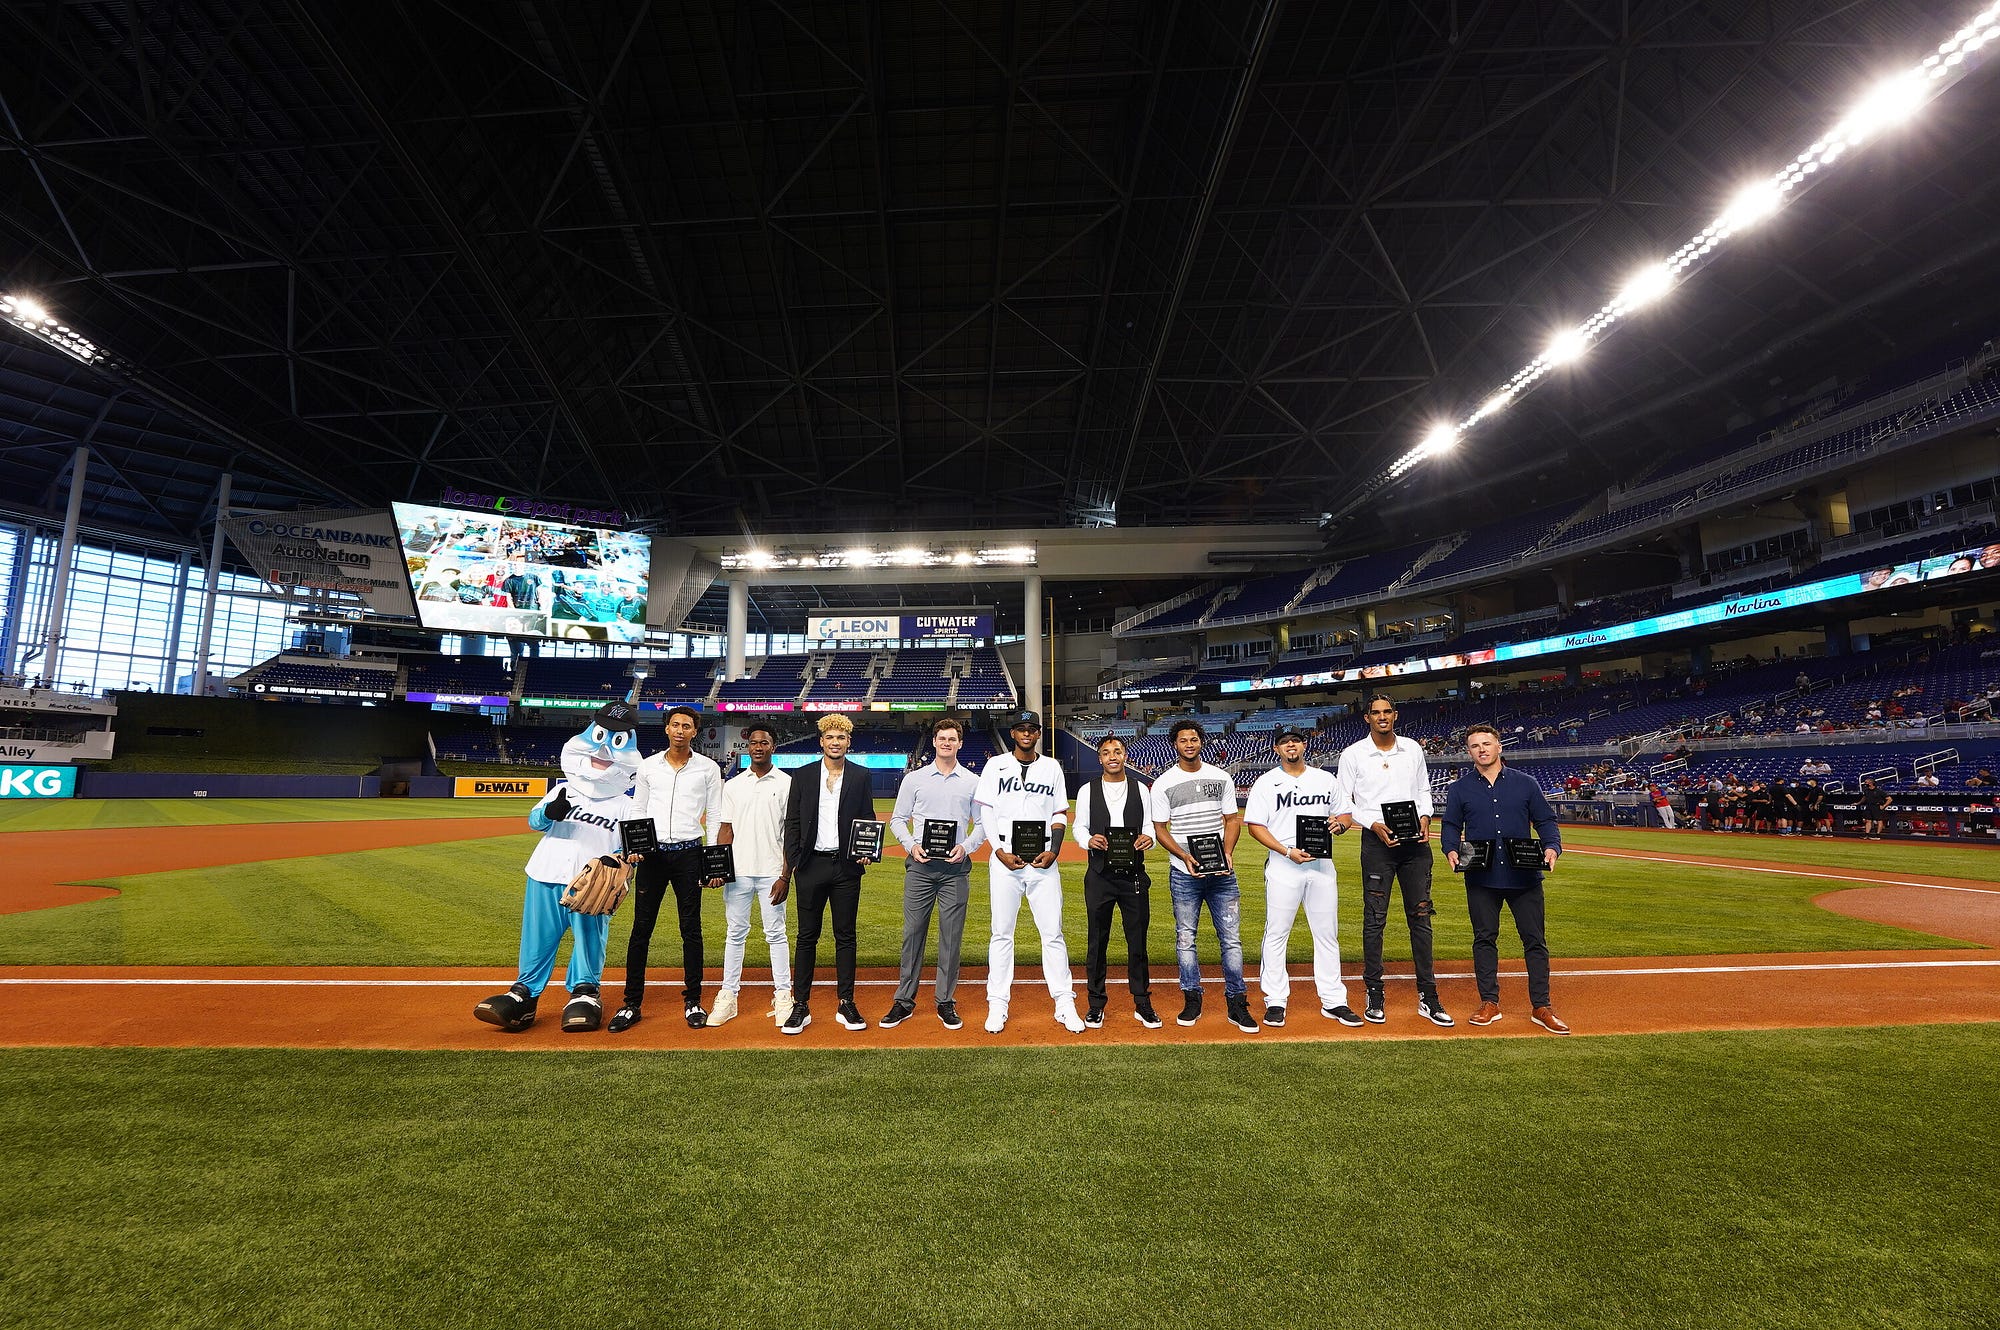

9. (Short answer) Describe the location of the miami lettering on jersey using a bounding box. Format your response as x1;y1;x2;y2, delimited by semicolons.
1275;789;1332;810
999;774;1059;799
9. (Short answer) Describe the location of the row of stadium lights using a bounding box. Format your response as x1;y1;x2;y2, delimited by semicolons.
721;544;1039;571
0;293;104;366
1389;1;2000;481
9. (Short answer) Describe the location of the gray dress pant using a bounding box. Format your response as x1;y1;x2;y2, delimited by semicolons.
895;859;972;1004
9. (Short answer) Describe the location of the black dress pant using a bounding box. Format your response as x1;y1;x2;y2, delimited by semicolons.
1083;867;1151;1006
1466;881;1550;1008
791;851;863;1005
622;845;705;1009
1358;834;1437;998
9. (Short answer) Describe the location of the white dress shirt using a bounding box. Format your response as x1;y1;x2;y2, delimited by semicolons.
632;747;725;844
718;765;792;878
1335;734;1433;830
814;761;845;851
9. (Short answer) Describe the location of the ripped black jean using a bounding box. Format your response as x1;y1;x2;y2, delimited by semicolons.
1358;835;1437;1000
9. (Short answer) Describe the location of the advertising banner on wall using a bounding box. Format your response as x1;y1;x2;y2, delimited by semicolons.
222;508;418;617
0;734;114;763
806;613;993;641
454;776;549;798
0;765;78;798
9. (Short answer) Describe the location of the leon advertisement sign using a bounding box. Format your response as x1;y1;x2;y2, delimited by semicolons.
454;776;549;798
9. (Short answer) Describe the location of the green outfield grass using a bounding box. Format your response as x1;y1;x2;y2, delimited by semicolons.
0;796;541;832
1562;824;2000;878
0;812;1975;966
1;1026;1993;1329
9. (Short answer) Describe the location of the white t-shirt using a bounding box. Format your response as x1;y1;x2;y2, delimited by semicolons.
523;781;641;884
974;752;1070;854
1148;762;1235;841
1244;764;1349;863
1335;734;1434;829
719;765;792;878
1070;776;1141;843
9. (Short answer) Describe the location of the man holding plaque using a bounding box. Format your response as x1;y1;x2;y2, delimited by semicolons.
1244;728;1363;1029
1148;719;1256;1033
780;713;880;1035
1335;694;1452;1028
1440;724;1567;1034
710;724;793;1028
1070;735;1159;1029
616;705;725;1033
973;711;1085;1035
882;716;987;1031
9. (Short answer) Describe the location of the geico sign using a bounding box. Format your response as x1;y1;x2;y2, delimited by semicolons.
0;765;77;798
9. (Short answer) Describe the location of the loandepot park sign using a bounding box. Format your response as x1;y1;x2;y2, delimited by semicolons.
223;508;417;617
437;486;625;528
0;765;77;799
807;612;993;642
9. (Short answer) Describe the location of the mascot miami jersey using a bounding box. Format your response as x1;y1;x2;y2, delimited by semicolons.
475;701;643;1033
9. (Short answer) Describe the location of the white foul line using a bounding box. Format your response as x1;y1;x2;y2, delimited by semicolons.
2;959;1997;988
1565;846;2000;894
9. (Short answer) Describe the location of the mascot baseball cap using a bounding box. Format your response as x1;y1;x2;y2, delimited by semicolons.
593;700;638;732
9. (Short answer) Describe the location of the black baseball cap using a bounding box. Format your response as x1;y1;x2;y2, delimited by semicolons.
593;700;639;732
1275;726;1306;743
1008;710;1043;730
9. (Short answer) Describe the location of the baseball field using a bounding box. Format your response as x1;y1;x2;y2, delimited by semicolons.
1;798;1995;1329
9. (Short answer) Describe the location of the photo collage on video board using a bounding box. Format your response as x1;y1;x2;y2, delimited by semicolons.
391;501;651;644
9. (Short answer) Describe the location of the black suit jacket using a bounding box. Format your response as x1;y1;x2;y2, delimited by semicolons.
784;759;878;872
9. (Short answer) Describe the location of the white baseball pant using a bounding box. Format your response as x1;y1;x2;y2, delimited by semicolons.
986;859;1075;1003
1258;855;1348;1010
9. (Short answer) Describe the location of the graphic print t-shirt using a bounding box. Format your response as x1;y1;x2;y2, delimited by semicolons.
1147;762;1236;842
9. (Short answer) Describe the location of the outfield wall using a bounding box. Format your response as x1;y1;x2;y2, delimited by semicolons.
107;692;433;771
76;771;383;798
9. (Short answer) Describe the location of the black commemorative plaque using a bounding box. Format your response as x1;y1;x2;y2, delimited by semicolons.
1502;837;1548;871
1011;820;1048;860
1188;833;1228;875
922;818;959;858
850;819;886;863
1455;839;1495;872
1383;800;1422;843
1104;826;1141;872
701;842;737;882
1295;816;1333;859
619;818;660;856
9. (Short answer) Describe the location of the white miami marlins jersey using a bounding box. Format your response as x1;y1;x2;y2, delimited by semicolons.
524;780;641;884
974;753;1070;854
1244;764;1349;863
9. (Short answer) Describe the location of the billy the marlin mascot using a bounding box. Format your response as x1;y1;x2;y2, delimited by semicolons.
475;700;643;1033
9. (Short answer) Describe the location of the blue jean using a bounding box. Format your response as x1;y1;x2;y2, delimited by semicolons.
1168;866;1246;996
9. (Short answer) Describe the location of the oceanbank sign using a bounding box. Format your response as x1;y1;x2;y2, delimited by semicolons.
223;507;417;617
807;613;994;641
0;765;77;799
1216;540;1998;697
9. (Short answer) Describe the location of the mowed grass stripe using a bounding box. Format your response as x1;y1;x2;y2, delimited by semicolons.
0;830;1969;967
0;796;541;833
0;1027;1994;1329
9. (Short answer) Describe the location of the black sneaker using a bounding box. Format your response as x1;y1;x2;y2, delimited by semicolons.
683;999;708;1030
836;1000;867;1030
1418;994;1455;1028
607;1005;642;1033
879;999;916;1028
1133;999;1163;1029
1364;990;1386;1024
781;1004;811;1035
1084;1004;1105;1029
1225;996;1260;1033
1324;1004;1365;1027
1262;1005;1285;1028
1176;989;1203;1026
474;981;539;1032
936;1001;964;1030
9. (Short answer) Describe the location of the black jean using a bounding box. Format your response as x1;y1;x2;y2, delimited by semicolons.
1466;881;1550;1008
791;852;863;1004
1358;834;1436;998
622;845;706;1009
1083;867;1152;1005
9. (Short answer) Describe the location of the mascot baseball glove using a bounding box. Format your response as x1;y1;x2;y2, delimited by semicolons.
559;853;638;916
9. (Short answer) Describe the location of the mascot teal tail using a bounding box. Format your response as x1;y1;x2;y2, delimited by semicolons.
475;700;643;1033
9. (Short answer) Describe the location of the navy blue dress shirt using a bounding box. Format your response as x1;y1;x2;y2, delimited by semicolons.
1440;764;1563;891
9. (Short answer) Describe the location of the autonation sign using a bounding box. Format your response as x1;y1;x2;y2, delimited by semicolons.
0;765;77;799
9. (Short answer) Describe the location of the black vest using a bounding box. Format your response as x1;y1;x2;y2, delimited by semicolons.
1084;775;1151;884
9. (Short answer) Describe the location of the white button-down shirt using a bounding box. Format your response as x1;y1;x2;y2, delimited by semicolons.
632;748;725;843
719;765;792;878
1335;734;1433;829
814;761;846;851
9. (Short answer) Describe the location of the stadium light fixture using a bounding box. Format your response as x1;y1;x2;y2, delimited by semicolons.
842;547;873;566
1385;0;1989;483
744;548;775;570
952;551;976;566
894;547;926;566
1;292;105;366
1420;423;1459;455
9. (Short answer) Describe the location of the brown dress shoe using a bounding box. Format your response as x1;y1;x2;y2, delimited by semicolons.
1469;1001;1502;1026
1531;1006;1572;1035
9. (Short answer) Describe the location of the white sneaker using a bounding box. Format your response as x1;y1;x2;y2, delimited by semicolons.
771;990;795;1025
709;989;738;1027
1053;995;1086;1034
984;1000;1009;1034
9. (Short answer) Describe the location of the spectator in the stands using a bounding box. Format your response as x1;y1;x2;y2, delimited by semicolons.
1914;771;1941;789
1963;768;1995;788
